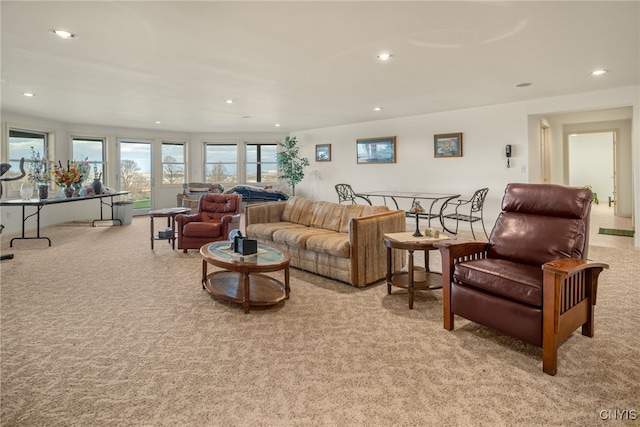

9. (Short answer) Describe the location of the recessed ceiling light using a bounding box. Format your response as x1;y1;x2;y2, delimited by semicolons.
49;29;77;40
225;99;234;104
23;92;35;97
516;82;532;88
590;69;608;76
377;53;392;61
155;121;161;124
275;124;281;127
373;107;383;111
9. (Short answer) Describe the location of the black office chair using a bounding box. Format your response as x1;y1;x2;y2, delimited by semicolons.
334;184;371;205
441;188;489;240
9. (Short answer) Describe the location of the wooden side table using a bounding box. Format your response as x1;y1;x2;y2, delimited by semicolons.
384;231;450;309
149;207;191;250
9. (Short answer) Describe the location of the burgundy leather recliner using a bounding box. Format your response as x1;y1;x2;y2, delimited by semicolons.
435;183;609;375
175;193;242;253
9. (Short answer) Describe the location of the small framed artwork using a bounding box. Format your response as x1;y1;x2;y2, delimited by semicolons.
315;144;331;162
356;136;397;164
434;133;463;158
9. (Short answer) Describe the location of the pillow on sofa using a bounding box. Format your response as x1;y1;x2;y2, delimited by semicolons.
188;187;210;193
310;201;345;232
281;197;314;226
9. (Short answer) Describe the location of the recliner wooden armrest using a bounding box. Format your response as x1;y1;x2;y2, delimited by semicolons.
541;257;608;375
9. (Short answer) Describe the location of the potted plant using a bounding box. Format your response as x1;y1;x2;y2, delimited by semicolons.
276;136;309;196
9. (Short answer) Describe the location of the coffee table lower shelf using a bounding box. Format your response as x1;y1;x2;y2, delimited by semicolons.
203;271;288;313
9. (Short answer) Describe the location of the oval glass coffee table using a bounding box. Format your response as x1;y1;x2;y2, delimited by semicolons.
200;241;291;314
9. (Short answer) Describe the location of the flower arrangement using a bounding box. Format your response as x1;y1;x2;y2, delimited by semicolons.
52;158;91;188
409;200;425;214
27;146;50;182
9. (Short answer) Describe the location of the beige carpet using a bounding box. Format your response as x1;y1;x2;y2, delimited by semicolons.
1;217;639;426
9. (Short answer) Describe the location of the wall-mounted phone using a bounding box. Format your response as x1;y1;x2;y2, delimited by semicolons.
505;144;512;168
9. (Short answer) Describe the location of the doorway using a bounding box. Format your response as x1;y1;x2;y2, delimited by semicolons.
117;138;153;215
568;131;615;211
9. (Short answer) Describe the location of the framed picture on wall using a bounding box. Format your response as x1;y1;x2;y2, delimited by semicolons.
356;136;396;164
315;144;331;162
434;133;463;158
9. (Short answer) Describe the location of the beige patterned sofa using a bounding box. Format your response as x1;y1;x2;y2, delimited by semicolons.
245;196;406;287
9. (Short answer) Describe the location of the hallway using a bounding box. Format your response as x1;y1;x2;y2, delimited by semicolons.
589;202;636;250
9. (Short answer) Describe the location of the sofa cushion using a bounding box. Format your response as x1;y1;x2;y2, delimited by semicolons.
272;226;334;249
339;204;389;233
305;232;350;258
281;197;315;226
453;258;543;307
310;201;346;232
182;222;222;238
246;222;306;241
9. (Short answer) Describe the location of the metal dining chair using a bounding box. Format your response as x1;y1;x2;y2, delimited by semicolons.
334;184;371;205
441;188;489;240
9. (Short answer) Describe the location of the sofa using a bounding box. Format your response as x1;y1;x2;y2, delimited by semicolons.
244;196;406;287
177;182;225;209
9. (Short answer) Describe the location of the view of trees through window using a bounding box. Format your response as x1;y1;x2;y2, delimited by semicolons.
162;142;186;184
205;143;237;183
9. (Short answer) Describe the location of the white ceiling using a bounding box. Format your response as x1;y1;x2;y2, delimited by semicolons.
1;1;638;133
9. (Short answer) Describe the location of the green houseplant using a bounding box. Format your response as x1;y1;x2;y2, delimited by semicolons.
276;136;309;196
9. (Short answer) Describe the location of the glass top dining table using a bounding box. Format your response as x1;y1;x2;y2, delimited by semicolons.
355;190;461;225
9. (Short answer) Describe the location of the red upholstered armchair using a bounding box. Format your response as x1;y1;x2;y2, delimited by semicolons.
175;193;242;253
435;183;608;375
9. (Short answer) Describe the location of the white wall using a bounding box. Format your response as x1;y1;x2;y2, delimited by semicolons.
291;102;529;225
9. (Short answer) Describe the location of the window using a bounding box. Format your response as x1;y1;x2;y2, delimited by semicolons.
6;128;48;194
162;141;186;184
246;143;277;183
205;143;237;183
72;136;106;181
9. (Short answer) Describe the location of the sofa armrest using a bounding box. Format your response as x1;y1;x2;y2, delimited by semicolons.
349;210;406;286
221;214;241;237
244;201;287;231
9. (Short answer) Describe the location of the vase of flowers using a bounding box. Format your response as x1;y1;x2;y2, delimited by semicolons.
37;181;49;200
27;146;51;200
409;200;426;237
63;185;74;198
20;181;34;200
92;167;103;195
52;158;91;197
